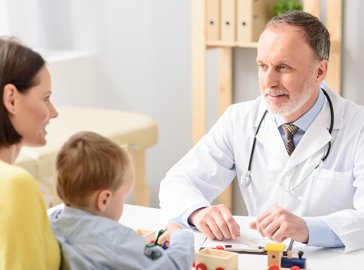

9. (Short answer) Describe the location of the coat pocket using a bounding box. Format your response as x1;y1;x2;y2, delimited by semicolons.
309;169;354;215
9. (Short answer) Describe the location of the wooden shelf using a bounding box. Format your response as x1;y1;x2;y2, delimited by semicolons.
207;41;258;48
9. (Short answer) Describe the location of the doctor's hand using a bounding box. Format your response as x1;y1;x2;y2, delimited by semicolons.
189;204;240;240
249;206;309;243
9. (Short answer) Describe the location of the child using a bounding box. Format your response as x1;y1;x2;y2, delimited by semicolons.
50;131;194;269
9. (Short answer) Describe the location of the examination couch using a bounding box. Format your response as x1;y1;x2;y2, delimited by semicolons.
15;106;158;207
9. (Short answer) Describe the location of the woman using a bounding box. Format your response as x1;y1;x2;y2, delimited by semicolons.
0;37;60;269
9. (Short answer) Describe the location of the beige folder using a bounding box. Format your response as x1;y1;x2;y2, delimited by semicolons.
221;0;236;42
237;0;274;43
206;0;220;42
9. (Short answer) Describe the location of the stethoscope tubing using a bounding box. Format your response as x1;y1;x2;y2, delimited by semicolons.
243;88;334;187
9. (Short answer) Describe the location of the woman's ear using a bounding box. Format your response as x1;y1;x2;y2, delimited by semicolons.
96;189;113;212
3;84;17;115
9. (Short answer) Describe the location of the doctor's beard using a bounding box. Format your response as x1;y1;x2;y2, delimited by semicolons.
262;80;316;117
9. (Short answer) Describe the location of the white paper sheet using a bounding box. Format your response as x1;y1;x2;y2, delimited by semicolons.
200;217;292;254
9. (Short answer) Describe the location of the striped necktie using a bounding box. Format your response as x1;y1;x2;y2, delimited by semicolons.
282;123;299;156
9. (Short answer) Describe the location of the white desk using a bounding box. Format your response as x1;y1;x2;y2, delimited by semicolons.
121;204;364;269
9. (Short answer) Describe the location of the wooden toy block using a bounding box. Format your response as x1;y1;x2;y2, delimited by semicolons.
195;248;238;270
265;243;285;267
265;243;307;270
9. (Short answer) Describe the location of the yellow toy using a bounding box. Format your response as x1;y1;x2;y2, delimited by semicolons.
265;243;307;270
194;248;238;270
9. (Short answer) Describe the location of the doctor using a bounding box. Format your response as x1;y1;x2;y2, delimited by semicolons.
159;10;364;253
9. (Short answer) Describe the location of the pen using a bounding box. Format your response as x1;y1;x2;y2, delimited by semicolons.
283;239;294;256
287;239;294;250
215;244;265;254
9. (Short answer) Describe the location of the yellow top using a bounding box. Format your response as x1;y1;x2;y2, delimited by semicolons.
265;243;286;252
0;161;60;270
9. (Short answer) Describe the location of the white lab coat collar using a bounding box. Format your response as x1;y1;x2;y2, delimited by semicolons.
254;100;288;162
253;87;344;171
320;83;344;130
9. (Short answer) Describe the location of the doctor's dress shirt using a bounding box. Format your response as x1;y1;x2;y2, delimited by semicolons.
276;89;344;248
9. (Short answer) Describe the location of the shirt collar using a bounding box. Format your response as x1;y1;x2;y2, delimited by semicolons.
275;88;325;132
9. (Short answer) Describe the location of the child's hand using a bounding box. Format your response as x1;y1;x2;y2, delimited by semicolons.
157;223;181;245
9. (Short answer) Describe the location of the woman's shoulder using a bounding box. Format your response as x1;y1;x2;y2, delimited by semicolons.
0;161;38;195
0;162;46;223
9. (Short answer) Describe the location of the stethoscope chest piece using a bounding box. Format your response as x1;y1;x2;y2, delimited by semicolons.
240;171;252;188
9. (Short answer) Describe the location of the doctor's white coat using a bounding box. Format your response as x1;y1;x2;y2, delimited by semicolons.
160;85;364;253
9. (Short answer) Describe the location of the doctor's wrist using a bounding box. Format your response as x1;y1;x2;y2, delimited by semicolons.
188;207;206;226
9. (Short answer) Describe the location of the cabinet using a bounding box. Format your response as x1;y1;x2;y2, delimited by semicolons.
191;0;343;210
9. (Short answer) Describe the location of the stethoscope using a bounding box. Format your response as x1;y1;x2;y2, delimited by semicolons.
240;88;334;189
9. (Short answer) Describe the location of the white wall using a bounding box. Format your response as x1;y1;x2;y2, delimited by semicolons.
5;0;42;45
0;0;10;35
6;0;192;208
341;0;364;102
4;0;364;212
40;50;97;107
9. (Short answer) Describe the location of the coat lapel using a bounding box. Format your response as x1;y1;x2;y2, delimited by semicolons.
255;109;288;162
253;87;344;172
285;88;344;171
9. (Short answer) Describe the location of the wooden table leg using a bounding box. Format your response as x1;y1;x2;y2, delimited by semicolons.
131;149;150;206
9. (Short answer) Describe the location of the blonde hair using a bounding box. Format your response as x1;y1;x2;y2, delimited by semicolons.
56;131;130;207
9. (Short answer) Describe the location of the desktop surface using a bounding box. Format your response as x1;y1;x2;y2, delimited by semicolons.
121;204;364;270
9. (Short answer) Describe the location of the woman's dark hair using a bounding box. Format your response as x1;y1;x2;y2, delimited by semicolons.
0;37;45;147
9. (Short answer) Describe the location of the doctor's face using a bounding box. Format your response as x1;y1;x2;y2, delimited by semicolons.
256;24;327;122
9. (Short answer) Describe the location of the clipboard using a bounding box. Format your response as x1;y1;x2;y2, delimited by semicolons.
199;223;294;255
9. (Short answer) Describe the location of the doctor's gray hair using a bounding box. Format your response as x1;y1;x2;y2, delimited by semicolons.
266;10;330;61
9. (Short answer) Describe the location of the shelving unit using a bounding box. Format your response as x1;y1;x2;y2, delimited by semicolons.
191;0;342;210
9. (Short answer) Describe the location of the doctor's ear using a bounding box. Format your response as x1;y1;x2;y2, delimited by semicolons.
3;84;18;115
96;189;113;212
316;60;328;80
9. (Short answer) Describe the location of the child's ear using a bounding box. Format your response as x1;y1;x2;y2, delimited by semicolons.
3;84;17;115
96;189;112;212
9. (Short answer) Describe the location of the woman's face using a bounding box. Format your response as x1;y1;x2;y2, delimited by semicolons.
10;66;58;146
